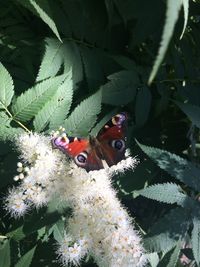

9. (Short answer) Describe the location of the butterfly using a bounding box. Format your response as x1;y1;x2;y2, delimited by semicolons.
51;112;128;172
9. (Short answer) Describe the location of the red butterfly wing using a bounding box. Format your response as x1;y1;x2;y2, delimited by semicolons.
52;113;128;171
97;112;127;141
97;112;128;166
52;135;103;171
52;136;88;157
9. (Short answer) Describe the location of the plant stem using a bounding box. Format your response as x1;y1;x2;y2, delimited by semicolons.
0;101;31;133
13;118;31;133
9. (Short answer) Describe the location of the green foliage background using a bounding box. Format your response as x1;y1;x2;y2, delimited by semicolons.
1;0;200;266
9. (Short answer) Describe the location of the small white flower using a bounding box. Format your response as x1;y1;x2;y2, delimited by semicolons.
17;162;23;168
13;175;19;181
19;173;24;180
4;188;29;218
57;235;88;266
5;132;146;267
17;167;23;173
108;154;139;175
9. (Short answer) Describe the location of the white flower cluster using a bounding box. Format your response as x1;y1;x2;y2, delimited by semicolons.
5;133;147;267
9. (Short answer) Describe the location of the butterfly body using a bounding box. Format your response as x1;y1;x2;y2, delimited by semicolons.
52;112;128;172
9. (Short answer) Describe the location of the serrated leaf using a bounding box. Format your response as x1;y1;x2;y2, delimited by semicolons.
166;240;181;267
33;71;73;131
147;253;159;267
102;71;138;105
0;240;10;267
0;62;14;108
0;125;24;141
148;0;185;84
17;0;62;41
36;38;63;82
175;101;200;129
135;86;151;127
12;75;65;122
0;112;11;125
62;41;83;86
7;226;26;241
137;141;200;192
144;207;189;253
138;183;187;206
0;112;24;141
15;246;36;267
64;90;102;136
48;86;73;131
192;217;200;266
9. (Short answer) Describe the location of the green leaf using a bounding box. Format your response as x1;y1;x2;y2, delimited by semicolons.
175;101;200;129
62;41;83;86
180;0;189;39
0;240;10;267
17;0;62;41
137;141;200;192
0;125;24;141
192;216;200;266
135;86;151;127
7;226;26;241
33;71;73;131
144;207;189;253
23;211;60;235
15;246;36;267
12;75;65;122
102;71;138;105
138;183;187;206
0;112;23;141
147;253;159;267
104;0;114;28
48;81;73;131
166;240;181;267
64;90;102;136
148;0;184;84
52;220;65;243
0;62;14;108
0;111;11;125
36;38;63;82
80;46;104;91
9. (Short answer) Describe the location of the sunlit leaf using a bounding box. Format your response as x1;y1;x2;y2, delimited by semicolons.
64;90;102;136
12;75;65;122
148;0;185;84
137;141;200;192
15;246;36;267
36;38;63;82
192;217;200;266
175;101;200;129
17;0;62;41
34;71;73;131
0;240;10;267
0;62;14;109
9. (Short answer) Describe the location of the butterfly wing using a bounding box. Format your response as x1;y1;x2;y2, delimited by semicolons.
96;112;128;166
52;112;128;171
52;135;103;172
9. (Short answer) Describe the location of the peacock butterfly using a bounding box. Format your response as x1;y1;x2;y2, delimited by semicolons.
51;112;128;172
